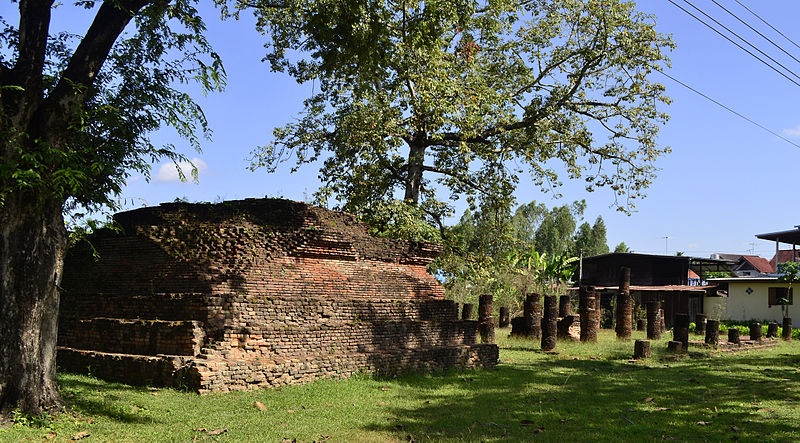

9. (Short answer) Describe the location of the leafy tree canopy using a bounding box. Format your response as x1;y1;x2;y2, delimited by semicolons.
573;215;610;257
0;0;225;213
248;0;674;229
614;241;632;253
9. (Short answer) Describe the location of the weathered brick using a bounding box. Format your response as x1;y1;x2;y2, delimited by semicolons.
59;198;498;392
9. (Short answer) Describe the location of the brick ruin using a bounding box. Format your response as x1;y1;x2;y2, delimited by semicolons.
59;198;498;393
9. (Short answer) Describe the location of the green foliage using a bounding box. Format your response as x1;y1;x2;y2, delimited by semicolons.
613;241;632;253
778;262;800;282
705;271;734;279
573;216;610;257
0;0;226;212
358;199;442;242
777;262;798;315
248;0;674;228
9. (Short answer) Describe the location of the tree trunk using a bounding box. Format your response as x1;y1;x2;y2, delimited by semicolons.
403;142;426;204
0;192;66;416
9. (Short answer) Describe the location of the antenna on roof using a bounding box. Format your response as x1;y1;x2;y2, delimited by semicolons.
661;236;670;255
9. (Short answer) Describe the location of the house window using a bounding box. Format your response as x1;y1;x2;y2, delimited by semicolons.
768;287;793;306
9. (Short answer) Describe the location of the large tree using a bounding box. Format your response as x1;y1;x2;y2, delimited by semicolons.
249;0;674;225
0;0;223;416
573;215;610;257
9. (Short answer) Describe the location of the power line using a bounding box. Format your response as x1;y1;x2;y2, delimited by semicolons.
667;0;800;87
734;0;800;53
657;70;800;151
712;0;800;67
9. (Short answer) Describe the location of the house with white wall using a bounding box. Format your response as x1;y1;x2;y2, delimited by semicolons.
707;277;794;323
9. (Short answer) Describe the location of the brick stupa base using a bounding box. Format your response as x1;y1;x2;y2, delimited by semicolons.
59;198;498;392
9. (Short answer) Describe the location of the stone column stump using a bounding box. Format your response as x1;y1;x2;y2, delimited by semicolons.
509;317;525;337
557;314;578;341
705;319;720;347
695;314;707;335
667;341;683;353
541;295;558;351
579;286;598;343
728;328;741;345
646;301;661;340
634;339;651;359
782;317;793;341
559;295;572;318
498;307;510;328
524;293;541;339
767;322;779;339
461;303;474;321
673;313;690;350
750;322;762;341
478;294;494;344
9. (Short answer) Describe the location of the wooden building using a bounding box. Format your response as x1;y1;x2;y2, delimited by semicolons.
576;253;729;327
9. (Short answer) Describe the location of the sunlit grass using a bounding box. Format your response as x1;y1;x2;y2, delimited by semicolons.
3;330;800;441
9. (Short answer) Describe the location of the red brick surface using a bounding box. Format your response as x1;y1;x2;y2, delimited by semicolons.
59;198;497;391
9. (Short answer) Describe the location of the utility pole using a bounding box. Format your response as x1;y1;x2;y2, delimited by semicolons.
661;236;670;255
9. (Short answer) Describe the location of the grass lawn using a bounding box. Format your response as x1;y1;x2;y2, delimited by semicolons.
3;330;800;442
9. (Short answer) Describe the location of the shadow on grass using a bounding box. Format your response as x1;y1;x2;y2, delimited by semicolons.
365;345;800;441
58;374;162;425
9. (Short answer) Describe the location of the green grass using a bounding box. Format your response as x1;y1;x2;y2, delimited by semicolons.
3;330;800;442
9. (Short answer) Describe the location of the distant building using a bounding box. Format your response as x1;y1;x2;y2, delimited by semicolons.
756;226;800;272
707;277;794;323
577;253;728;327
709;254;773;277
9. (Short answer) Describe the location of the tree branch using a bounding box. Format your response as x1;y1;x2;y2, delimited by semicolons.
421;164;492;196
35;0;153;138
6;0;54;127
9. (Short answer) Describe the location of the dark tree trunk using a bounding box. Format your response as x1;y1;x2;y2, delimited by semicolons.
782;317;792;341
403;142;426;203
0;193;67;416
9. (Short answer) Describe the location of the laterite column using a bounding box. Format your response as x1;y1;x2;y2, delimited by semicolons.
478;294;494;344
579;286;598;343
541;295;558;351
615;267;632;340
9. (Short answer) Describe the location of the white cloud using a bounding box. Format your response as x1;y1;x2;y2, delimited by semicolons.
782;125;800;138
687;243;700;249
154;157;208;183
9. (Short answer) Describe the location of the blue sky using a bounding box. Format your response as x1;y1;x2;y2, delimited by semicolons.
8;0;800;259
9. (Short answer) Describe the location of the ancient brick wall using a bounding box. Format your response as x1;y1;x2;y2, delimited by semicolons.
58;198;497;391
